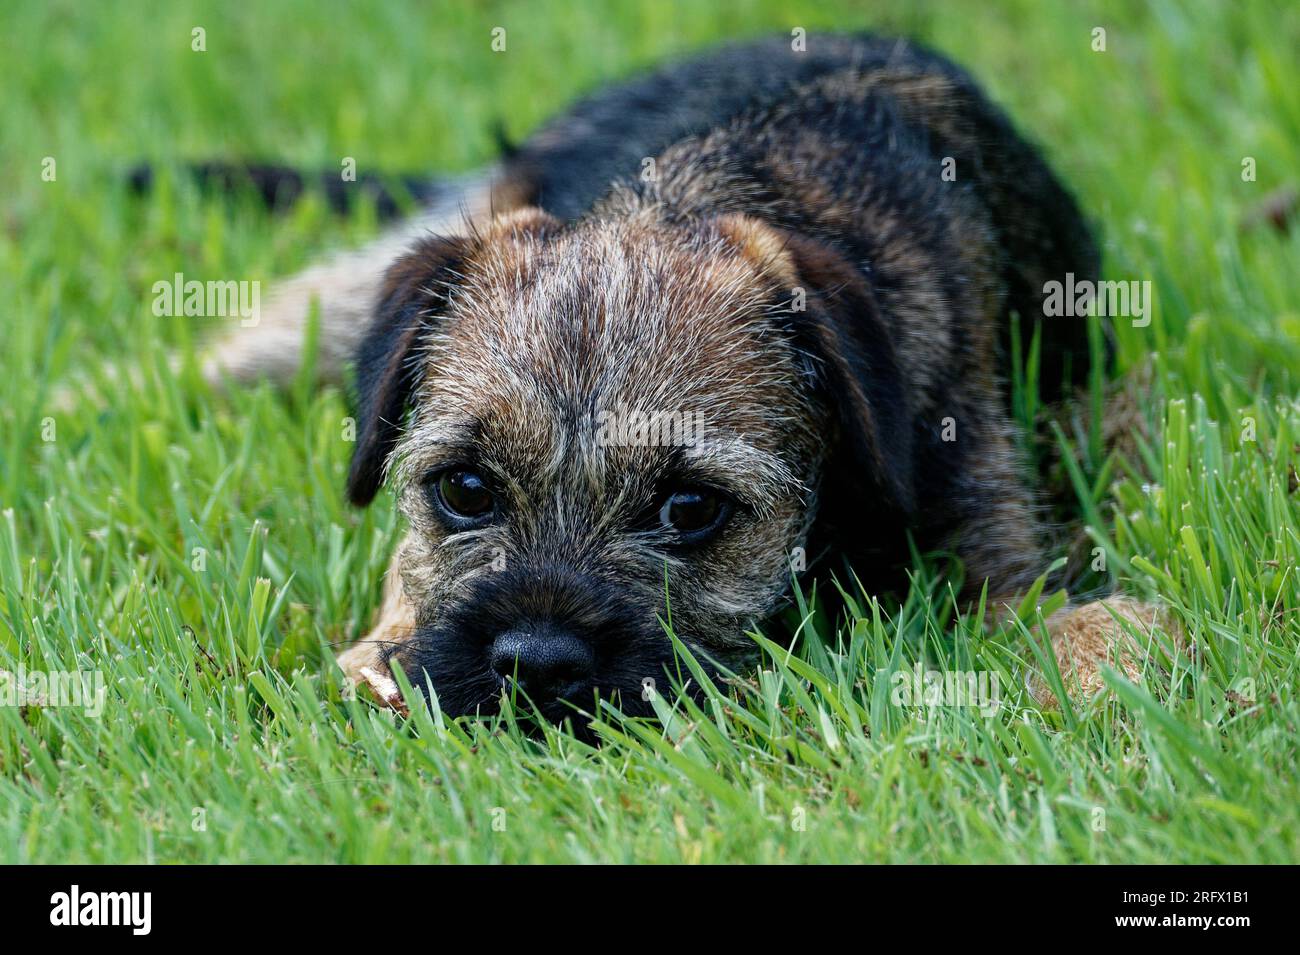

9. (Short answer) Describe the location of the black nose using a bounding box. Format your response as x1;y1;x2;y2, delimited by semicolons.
490;628;595;702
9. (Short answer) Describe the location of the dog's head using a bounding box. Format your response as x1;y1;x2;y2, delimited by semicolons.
346;207;914;722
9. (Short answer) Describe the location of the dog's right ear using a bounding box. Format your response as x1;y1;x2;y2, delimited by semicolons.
346;234;469;507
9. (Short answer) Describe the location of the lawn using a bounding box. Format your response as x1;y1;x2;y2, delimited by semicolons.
1;0;1297;863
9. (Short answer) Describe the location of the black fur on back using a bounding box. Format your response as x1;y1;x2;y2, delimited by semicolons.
505;32;1104;399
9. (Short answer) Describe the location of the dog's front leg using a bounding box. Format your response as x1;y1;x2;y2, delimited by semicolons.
337;549;418;713
965;534;1180;709
944;432;1180;709
1028;598;1182;708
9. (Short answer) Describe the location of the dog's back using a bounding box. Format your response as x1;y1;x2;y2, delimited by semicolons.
185;34;1098;411
507;33;1100;399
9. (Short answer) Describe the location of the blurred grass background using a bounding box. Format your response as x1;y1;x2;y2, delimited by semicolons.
0;0;1297;862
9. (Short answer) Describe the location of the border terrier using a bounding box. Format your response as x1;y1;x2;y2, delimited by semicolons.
194;34;1175;723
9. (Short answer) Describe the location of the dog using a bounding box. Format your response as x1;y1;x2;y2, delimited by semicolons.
190;33;1175;723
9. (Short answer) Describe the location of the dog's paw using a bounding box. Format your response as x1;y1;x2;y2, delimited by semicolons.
339;644;410;717
336;553;418;713
355;665;409;716
1028;597;1182;708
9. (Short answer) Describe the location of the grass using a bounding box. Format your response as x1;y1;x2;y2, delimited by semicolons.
1;0;1297;863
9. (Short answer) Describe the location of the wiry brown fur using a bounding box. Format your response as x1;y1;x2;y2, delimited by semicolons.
206;34;1172;720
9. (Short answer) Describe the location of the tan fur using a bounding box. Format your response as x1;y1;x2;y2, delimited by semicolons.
338;554;416;683
336;191;1097;711
1029;598;1184;708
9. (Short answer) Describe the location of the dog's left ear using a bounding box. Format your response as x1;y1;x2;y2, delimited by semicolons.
347;207;561;506
346;234;469;506
715;215;916;514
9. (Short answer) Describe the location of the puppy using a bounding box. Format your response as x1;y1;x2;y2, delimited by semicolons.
200;34;1174;721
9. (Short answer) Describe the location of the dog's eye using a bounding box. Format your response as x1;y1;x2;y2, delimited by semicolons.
658;488;730;541
434;469;494;521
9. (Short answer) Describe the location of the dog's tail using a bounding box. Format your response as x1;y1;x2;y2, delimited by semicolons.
112;165;501;393
52;164;499;416
127;160;446;221
199;167;500;388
